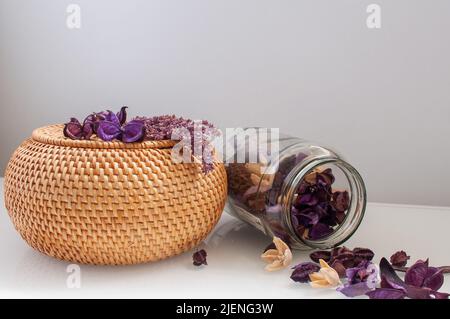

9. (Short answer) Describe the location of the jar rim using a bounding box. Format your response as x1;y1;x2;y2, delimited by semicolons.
281;157;367;249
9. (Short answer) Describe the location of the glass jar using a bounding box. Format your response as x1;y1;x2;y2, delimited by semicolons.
225;129;366;250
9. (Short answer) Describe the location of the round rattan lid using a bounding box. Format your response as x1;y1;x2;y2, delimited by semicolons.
32;124;177;149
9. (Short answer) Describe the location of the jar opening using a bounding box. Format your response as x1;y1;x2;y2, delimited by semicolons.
282;158;366;249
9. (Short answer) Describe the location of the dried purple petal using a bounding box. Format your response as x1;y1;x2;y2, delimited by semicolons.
103;110;120;126
291;167;352;240
404;259;429;288
430;291;450;299
136;115;219;173
404;259;444;291
116;106;127;125
390;250;410;267
378;257;446;299
82;119;94;139
96;121;122;141
422;268;444;291
339;282;372;297
366;288;406;299
353;247;375;264
380;275;406;291
290;262;320;283
316;168;335;186
310;246;375;273
331;261;347;277
331;246;352;257
310;250;332;263
192;249;207;266
338;261;379;298
297;193;319;207
122;120;145;143
297;211;320;226
309;223;333;239
333;191;350;212
63;118;83;139
333;251;355;269
380;258;407;290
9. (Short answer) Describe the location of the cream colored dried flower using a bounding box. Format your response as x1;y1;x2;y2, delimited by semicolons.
309;259;342;288
261;237;292;271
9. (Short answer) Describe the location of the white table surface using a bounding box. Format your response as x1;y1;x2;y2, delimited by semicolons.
1;178;449;299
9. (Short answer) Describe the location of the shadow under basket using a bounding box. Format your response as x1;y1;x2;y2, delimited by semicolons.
3;125;228;265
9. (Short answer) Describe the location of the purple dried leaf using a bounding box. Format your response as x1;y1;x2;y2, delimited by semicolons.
390;250;410;267
290;262;320;283
331;261;347;277
310;250;332;263
103;110;120;126
405;259;444;291
339;282;372;298
333;191;350;212
82;120;93;139
422;268;444;291
297;193;319;207
404;259;429;288
366;288;406;299
63;118;83;139
309;223;333;239
430;291;450;299
116;106;128;125
298;211;320;226
381;275;406;291
192;249;207;266
96;121;122;141
122;120;145;143
333;251;355;269
353;247;375;263
379;257;407;290
379;257;440;299
316;168;335;186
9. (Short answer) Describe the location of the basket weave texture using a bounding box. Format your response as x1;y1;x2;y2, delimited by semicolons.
4;125;227;265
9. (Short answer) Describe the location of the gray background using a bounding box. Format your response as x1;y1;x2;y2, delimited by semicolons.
1;0;449;206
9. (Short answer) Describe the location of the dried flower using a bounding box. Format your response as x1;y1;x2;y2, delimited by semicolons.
330;260;347;277
63;117;93;140
337;261;380;297
261;237;292;271
310;250;332;263
64;107;145;143
390;250;410;267
63;109;219;172
310;246;374;272
309;259;342;288
366;288;406;299
404;259;444;291
290;262;321;283
353;247;375;264
366;258;449;299
192;249;207;266
291;168;350;240
136;115;220;173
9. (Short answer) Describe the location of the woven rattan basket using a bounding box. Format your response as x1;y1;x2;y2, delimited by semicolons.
4;125;227;265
